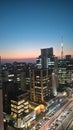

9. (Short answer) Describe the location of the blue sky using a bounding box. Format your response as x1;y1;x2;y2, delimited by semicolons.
0;0;73;60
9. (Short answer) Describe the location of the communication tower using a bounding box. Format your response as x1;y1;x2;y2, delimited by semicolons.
61;37;64;59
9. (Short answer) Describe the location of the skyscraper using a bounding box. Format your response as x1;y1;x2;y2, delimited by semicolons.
36;47;55;69
0;56;4;130
41;47;53;57
41;48;53;68
36;48;58;98
30;69;52;103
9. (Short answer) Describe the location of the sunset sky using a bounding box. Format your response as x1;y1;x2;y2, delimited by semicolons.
0;0;73;62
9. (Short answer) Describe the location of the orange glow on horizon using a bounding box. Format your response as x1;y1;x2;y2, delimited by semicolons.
1;49;73;60
1;52;39;60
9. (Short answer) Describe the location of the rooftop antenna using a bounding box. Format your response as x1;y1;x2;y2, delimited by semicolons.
61;36;64;59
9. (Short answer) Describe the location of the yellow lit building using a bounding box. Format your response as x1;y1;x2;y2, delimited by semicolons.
30;69;52;103
11;91;29;119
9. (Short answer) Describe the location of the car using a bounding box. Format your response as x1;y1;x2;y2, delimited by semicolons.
48;117;50;120
54;122;59;126
52;126;56;129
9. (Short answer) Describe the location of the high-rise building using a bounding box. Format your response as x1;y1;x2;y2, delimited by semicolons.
41;47;53;57
0;56;4;130
11;91;29;128
36;56;42;69
30;69;53;103
36;48;58;99
11;91;29;118
36;47;55;70
65;55;71;60
41;47;53;69
58;56;73;87
0;90;4;130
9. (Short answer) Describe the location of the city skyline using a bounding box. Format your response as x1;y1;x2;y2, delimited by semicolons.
0;0;73;62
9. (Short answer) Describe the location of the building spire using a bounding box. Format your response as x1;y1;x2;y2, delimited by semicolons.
61;36;64;59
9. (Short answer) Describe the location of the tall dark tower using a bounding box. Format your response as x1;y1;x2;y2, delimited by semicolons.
41;47;53;68
0;56;4;130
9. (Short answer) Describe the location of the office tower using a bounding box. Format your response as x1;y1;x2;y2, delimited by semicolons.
36;47;55;70
0;90;4;130
41;47;53;57
30;69;52;103
3;82;20;114
11;91;29;128
41;47;53;69
20;71;26;91
0;56;4;130
66;55;71;60
36;48;58;99
36;56;42;69
58;56;73;87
